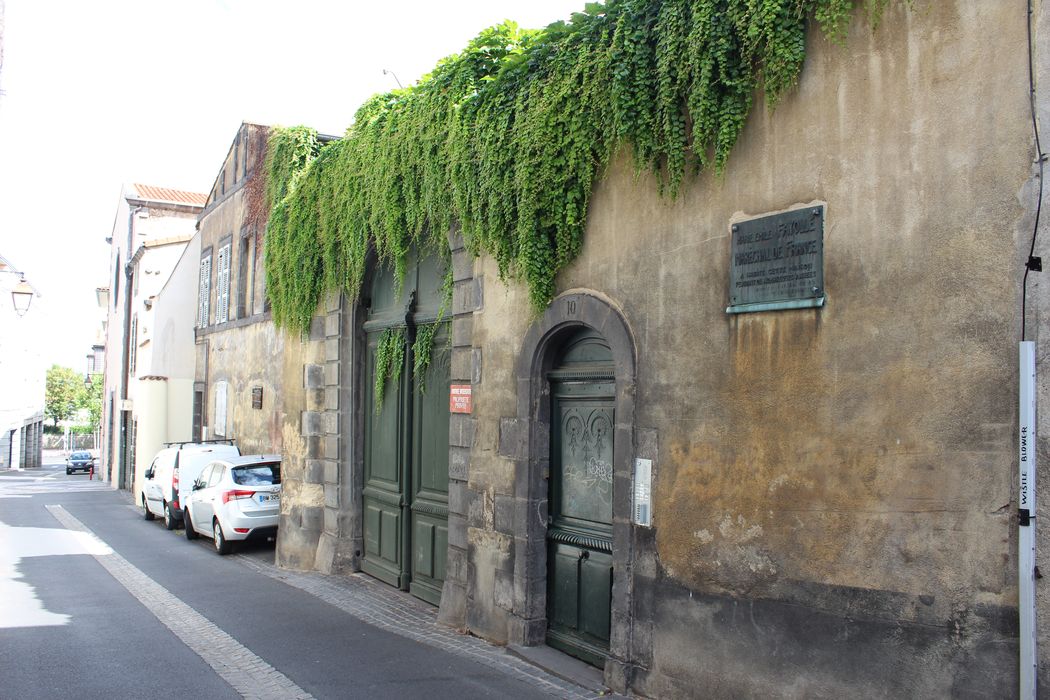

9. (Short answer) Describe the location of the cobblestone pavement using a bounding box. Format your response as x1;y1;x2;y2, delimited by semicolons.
234;554;611;700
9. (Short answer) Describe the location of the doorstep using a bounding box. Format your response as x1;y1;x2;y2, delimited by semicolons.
507;643;609;694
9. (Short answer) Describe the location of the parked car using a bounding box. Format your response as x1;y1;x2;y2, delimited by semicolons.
65;451;95;475
184;455;281;554
141;441;240;530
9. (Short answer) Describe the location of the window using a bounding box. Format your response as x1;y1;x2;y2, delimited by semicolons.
213;380;228;436
233;142;239;185
197;254;212;327
242;131;249;179
192;390;204;442
113;253;121;308
216;242;231;323
220;168;226;196
232;463;281;485
236;234;250;319
208;465;225;487
129;314;138;376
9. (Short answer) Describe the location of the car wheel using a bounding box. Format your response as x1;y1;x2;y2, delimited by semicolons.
184;508;198;540
213;519;231;555
142;495;155;521
66;468;72;475
164;503;177;531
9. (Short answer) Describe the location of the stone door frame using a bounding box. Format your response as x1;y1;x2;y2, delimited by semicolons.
506;291;637;682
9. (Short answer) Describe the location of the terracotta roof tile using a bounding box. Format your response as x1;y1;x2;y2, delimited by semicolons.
130;183;208;206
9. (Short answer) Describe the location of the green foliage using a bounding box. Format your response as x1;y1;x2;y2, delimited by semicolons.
412;322;447;394
263;1;900;332
78;374;103;429
373;327;405;414
45;365;82;427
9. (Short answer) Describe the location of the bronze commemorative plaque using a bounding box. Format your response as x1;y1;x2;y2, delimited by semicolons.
728;206;825;313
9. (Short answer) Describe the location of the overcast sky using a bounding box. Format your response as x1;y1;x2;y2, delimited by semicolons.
0;0;582;372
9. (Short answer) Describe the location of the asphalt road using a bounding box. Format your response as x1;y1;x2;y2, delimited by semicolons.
0;460;561;700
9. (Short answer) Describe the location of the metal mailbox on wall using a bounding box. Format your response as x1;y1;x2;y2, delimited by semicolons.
727;205;825;314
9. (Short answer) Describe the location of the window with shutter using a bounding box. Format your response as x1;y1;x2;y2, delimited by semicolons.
217;243;231;324
198;255;212;327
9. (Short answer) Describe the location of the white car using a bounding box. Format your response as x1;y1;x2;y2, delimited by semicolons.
142;442;241;530
183;455;282;554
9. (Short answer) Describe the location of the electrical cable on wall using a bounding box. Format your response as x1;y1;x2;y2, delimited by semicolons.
1022;0;1046;341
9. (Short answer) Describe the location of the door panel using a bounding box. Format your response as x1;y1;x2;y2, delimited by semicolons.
365;505;381;555
380;511;400;562
579;551;613;639
550;544;581;628
546;329;615;668
413;520;435;578
361;253;450;604
556;405;614;525
361;333;405;587
408;326;450;605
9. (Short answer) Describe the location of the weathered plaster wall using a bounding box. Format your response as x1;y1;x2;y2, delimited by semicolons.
463;2;1033;696
151;234;201;382
274;307;331;571
132;377;168;505
202;323;287;453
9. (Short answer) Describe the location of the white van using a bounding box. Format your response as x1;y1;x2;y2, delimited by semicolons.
141;441;240;530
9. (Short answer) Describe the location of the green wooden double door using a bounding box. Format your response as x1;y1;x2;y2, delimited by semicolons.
546;329;615;668
361;253;450;606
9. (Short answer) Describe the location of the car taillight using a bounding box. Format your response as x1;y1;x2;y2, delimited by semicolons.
172;468;180;508
234;528;250;534
222;490;255;504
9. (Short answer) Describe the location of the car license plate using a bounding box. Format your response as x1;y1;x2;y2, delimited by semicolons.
258;493;279;503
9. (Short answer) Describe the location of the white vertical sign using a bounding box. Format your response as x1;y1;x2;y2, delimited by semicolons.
634;458;652;526
1019;341;1037;700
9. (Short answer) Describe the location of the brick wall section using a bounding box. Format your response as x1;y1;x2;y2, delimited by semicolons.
437;228;477;628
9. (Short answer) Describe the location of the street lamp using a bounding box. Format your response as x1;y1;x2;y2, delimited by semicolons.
1;267;34;316
12;277;33;317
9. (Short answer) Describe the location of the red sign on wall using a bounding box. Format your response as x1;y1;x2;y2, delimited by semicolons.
449;384;472;414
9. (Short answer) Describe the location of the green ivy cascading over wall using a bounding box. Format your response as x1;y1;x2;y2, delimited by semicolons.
264;0;901;335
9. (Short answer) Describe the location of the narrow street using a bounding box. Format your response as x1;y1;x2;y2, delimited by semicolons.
0;459;603;700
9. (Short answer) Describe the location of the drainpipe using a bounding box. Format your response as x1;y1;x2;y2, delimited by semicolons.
1019;341;1037;699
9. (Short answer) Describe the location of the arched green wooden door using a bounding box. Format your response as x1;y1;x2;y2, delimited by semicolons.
546;328;615;667
362;250;450;605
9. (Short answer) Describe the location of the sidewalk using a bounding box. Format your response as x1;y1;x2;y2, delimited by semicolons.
233;550;616;699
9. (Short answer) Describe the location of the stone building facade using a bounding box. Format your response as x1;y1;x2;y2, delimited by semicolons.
192;123;300;455
271;3;1050;697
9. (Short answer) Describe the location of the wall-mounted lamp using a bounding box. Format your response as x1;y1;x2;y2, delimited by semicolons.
1;268;34;317
12;277;34;317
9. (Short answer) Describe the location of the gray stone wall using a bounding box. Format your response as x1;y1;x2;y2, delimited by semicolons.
438;228;480;629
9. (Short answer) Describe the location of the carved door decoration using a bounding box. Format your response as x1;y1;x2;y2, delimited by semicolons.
546;328;615;667
362;250;450;605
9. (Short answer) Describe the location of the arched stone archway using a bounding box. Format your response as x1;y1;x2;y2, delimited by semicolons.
505;291;638;679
